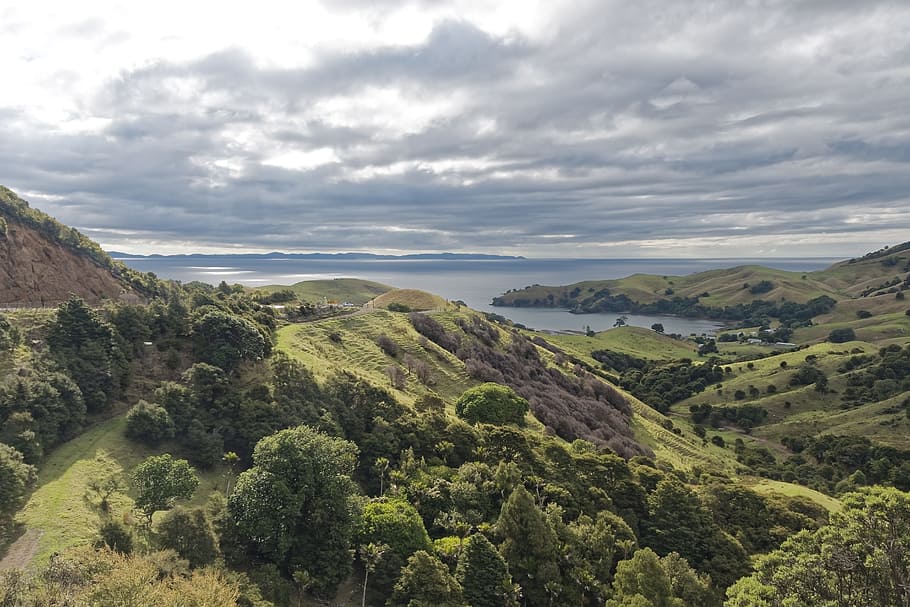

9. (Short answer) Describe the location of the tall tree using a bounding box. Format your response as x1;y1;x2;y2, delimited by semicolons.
390;550;464;607
228;425;359;596
456;533;514;607
47;297;127;412
357;498;433;598
497;486;561;607
726;487;910;607
607;548;676;607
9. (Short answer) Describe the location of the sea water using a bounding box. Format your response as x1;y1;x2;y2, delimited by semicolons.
114;256;837;335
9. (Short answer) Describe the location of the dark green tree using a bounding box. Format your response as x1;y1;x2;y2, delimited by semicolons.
131;454;198;521
125;401;175;445
390;550;464;607
497;486;561;607
358;498;433;598
47;297;128;412
156;506;219;568
0;443;35;534
607;548;676;607
827;327;857;343
726;487;910;607
191;309;267;372
456;533;514;607
228;426;359;596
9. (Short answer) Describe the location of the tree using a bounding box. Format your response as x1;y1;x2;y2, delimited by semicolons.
125;401;175;445
456;533;514;607
390;550;464;607
359;542;388;607
456;383;529;425
131;454;198;521
651;323;664;333
358;498;433;598
156;506;219;568
827;327;856;343
0;443;35;534
228;426;359;596
47;297;127;412
726;487;910;607
497;486;561;606
0;313;19;351
191;309;267;371
607;548;676;607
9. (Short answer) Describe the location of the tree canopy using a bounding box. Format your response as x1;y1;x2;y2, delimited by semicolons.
456;383;529;425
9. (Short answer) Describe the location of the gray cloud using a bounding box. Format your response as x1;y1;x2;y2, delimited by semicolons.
2;1;910;256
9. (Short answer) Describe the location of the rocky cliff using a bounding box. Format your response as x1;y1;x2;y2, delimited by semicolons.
0;187;136;305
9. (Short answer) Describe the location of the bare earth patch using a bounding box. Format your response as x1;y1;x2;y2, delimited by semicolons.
0;528;42;571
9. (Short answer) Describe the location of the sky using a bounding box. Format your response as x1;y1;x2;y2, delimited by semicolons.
1;0;909;258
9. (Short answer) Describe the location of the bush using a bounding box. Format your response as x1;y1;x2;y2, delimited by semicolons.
376;334;400;357
856;310;872;319
455;383;529;425
828;328;857;343
95;520;133;554
125;401;175;445
387;303;412;312
157;507;218;567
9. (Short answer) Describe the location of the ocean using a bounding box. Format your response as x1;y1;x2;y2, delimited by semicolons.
114;256;838;335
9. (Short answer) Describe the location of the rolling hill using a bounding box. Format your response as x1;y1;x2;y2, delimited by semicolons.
258;278;393;305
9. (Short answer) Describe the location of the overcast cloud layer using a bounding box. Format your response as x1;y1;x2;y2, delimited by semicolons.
2;0;910;257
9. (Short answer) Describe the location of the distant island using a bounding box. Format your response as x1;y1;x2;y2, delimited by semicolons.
107;251;526;261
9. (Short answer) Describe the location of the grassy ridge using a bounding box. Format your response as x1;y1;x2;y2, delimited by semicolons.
276;310;475;406
370;289;449;311
258;278;393;305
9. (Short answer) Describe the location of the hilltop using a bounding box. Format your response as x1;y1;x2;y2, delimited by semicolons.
258;278;394;305
0;187;156;305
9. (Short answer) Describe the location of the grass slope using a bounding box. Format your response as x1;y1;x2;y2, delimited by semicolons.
370;289;449;311
276;310;475;406
542;326;698;366
258;278;393;305
12;415;224;568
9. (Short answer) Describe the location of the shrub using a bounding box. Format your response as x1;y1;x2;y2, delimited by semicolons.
125;401;175;445
376;334;399;357
455;383;529;425
95;520;133;554
828;328;857;343
856;310;872;319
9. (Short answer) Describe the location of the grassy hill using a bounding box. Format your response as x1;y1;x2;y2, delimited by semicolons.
258;278;393;305
370;288;449;311
493;243;910;315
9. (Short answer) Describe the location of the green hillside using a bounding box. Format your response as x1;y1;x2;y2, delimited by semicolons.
257;277;393;304
493;244;910;318
370;288;449;311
